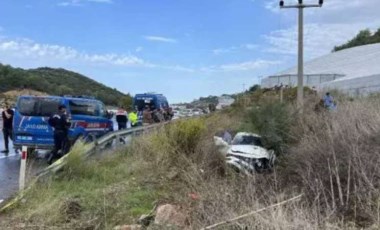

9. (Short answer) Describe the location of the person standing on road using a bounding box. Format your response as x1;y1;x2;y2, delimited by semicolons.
115;107;128;130
1;103;14;154
143;105;153;125
128;109;138;127
47;104;71;164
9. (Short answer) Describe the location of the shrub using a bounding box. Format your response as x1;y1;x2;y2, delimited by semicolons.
246;101;296;154
165;118;206;155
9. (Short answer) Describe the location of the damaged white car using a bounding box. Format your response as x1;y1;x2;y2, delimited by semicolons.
214;132;276;174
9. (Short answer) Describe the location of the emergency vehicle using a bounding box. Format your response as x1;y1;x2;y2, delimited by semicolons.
133;93;170;123
133;93;169;111
12;95;113;152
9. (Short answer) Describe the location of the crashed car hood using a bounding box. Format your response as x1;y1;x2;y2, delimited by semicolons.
228;145;271;159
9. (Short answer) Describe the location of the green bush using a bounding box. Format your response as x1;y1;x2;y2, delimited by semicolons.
166;118;206;154
246;102;295;154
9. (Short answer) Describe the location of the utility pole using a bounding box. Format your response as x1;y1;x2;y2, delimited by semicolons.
280;0;323;108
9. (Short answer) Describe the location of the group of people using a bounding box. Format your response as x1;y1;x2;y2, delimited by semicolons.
115;106;174;130
141;106;173;125
115;108;139;130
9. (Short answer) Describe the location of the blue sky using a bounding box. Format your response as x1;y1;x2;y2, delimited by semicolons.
0;0;379;102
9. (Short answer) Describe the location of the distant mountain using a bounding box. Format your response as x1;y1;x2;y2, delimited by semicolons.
0;64;127;105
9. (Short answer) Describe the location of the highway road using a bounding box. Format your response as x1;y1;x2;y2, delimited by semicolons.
0;132;20;202
0;132;46;203
0;119;125;203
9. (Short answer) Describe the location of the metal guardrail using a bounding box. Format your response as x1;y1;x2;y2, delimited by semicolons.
0;122;167;212
0;114;206;212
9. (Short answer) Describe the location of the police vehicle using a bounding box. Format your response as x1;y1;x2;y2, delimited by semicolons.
13;95;113;152
133;93;171;123
133;93;169;111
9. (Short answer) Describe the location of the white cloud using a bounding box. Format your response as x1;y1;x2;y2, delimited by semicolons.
161;65;195;73
265;0;380;21
212;47;235;55
0;37;202;74
244;44;258;50
58;0;112;7
263;23;380;59
201;59;281;72
87;0;112;3
0;38;145;66
263;0;380;60
264;0;280;13
135;47;143;53
143;36;178;43
0;35;274;75
212;43;257;55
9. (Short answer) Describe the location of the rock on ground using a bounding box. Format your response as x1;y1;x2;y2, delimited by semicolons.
113;224;142;230
154;204;187;227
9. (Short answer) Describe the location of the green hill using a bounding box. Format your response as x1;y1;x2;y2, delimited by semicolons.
0;64;127;105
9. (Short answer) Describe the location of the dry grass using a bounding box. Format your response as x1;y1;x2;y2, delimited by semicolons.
1;97;380;230
180;97;380;229
283;98;380;228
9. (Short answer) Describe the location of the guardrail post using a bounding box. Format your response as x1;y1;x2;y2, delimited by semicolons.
19;146;27;191
115;134;121;146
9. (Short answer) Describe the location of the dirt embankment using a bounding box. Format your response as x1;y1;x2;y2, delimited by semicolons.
0;89;47;105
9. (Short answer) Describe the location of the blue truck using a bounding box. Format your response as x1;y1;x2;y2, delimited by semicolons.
12;95;113;152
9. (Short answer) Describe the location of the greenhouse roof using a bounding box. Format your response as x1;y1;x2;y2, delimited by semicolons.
273;43;380;81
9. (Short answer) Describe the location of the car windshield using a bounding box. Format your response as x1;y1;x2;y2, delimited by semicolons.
232;135;263;147
69;99;106;117
17;97;61;117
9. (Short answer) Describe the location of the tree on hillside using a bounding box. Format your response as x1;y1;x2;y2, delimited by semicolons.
249;84;261;92
333;28;380;52
119;94;134;110
0;64;128;106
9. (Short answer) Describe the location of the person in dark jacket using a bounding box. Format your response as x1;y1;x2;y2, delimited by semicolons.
1;103;14;154
115;108;128;130
47;104;71;164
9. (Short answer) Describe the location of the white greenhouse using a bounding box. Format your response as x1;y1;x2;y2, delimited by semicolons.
262;43;380;95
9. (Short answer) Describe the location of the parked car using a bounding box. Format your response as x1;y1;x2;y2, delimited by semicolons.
214;132;276;174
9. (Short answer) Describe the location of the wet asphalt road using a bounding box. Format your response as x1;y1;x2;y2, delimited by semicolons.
0;132;20;202
0;120;121;203
0;132;47;203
